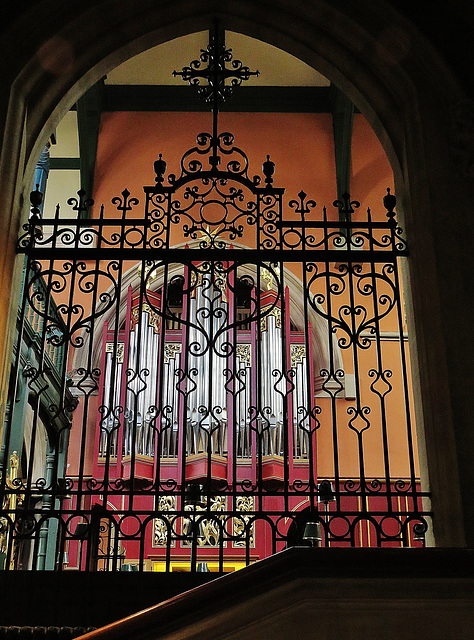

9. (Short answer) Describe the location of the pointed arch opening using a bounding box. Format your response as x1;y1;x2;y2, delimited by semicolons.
1;2;468;568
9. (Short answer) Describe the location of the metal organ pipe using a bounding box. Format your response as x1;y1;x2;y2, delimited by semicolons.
293;353;309;459
161;346;180;458
236;350;251;458
261;312;284;456
186;278;228;456
100;348;123;458
99;351;113;457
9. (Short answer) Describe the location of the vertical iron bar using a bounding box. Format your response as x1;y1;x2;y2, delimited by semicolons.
346;255;368;514
100;199;127;520
393;256;418;511
153;261;169;508
367;208;393;514
76;203;105;514
322;206;341;514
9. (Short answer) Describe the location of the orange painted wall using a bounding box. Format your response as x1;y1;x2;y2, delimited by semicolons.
92;111;395;222
93;111;337;218
351;115;394;209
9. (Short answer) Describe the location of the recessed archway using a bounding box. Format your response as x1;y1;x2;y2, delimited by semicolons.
0;0;470;548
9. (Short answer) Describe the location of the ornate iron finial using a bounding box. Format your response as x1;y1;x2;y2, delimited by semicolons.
170;25;260;175
111;189;139;218
289;190;317;222
154;154;167;184
262;155;275;188
383;187;396;219
67;188;94;217
173;24;259;123
28;185;44;243
29;184;43;221
333;192;360;222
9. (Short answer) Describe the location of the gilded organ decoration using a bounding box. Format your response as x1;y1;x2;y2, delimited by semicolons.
236;344;251;367
131;304;160;334
261;265;279;291
0;452;23;570
183;496;226;547
105;342;124;364
233;496;255;547
260;307;281;332
155;494;256;549
153;496;177;547
163;343;182;364
290;345;306;367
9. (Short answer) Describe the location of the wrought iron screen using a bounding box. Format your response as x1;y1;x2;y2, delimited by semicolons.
0;29;430;572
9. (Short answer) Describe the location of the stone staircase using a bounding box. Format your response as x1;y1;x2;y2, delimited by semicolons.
72;547;474;640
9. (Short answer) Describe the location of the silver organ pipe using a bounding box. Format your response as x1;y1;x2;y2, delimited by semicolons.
186;277;228;455
114;360;122;457
123;327;136;456
99;351;112;457
260;312;284;456
142;322;158;456
161;345;180;457
292;348;309;459
100;348;122;457
123;309;160;457
236;346;251;457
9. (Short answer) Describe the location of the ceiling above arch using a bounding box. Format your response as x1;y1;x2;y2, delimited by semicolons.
46;28;351;212
104;31;330;87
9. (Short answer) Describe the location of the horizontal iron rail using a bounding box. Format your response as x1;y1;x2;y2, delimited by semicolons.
22;218;401;230
143;176;287;194
2;488;432;499
29;218;152;226
17;248;408;260
0;507;431;517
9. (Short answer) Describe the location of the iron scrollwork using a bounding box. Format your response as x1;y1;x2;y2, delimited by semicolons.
2;26;431;574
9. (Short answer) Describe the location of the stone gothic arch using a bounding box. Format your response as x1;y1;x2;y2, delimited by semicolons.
0;0;472;548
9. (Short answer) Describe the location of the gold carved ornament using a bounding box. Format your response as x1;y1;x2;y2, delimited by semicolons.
183;496;226;547
232;496;255;548
0;452;24;569
290;344;306;367
153;494;255;549
236;344;251;367
131;304;161;334
153;496;177;547
163;343;182;364
105;342;125;364
260;306;281;332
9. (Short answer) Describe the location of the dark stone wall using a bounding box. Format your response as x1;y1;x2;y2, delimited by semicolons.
1;1;473;98
386;0;474;98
